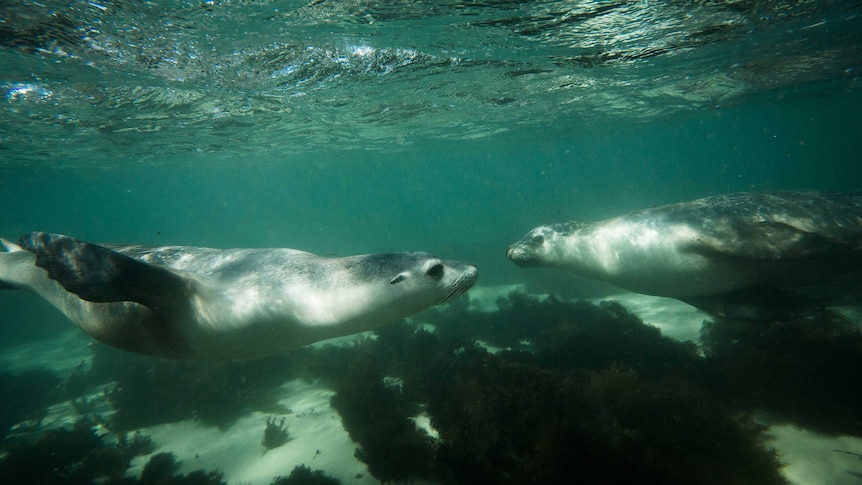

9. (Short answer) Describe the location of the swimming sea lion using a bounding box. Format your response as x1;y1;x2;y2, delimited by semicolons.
0;232;478;359
507;191;862;321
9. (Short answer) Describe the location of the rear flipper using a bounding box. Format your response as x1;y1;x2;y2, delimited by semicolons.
18;232;194;311
0;238;28;290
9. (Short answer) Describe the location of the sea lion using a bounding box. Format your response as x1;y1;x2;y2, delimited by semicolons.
0;232;478;359
507;191;862;321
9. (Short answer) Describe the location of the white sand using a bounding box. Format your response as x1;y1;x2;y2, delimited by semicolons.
593;292;708;343
765;424;862;484
129;380;377;485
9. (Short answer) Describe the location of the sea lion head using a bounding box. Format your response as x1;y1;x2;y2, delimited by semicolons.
507;222;585;267
330;252;478;328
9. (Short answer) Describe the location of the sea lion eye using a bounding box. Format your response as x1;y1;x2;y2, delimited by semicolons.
531;234;545;245
426;263;444;278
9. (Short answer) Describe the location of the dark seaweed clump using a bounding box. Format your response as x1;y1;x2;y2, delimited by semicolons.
262;416;290;454
137;452;226;485
0;417;224;484
435;293;704;380
305;293;785;485
271;464;341;485
329;354;438;483
0;418;132;483
429;351;775;484
701;312;862;435
0;368;62;440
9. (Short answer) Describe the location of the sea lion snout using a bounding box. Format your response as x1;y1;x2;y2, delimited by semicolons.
506;243;537;267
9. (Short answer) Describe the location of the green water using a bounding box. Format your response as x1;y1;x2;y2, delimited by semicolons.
2;91;861;282
1;0;861;336
2;87;861;347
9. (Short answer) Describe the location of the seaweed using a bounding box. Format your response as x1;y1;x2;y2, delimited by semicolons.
701;311;862;435
271;464;341;485
117;431;156;458
140;452;182;482
424;292;705;380
0;368;62;440
313;293;787;484
262;416;290;455
329;351;438;483
0;421;226;485
0;418;144;483
136;451;227;484
419;346;781;484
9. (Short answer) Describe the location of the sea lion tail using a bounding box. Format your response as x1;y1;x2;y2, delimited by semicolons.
1;238;23;252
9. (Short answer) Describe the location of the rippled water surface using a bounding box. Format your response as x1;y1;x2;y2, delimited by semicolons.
3;0;861;163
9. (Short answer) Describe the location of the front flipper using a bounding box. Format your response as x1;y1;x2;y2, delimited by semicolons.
691;220;861;263
19;232;194;311
680;287;824;322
